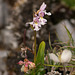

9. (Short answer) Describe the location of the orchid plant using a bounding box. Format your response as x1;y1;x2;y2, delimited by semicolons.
18;2;51;75
18;2;75;75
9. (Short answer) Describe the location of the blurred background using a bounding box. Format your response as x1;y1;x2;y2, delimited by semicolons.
0;0;75;75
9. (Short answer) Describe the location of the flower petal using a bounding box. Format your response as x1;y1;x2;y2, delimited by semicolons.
29;62;35;69
61;49;72;63
21;65;25;72
38;11;45;17
18;61;24;65
49;53;59;63
45;12;51;15
44;10;51;16
26;22;33;26
40;2;46;11
34;26;40;31
39;17;47;25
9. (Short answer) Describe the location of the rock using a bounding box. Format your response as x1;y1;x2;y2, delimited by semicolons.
55;20;75;44
0;71;2;75
0;29;18;49
0;50;10;58
0;50;10;75
0;0;8;27
3;71;8;75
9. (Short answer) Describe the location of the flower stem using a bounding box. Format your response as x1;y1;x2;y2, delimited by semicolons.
34;31;36;63
63;67;66;75
63;64;66;75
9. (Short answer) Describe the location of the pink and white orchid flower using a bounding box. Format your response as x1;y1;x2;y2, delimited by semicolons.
18;59;35;72
26;2;51;31
18;60;24;65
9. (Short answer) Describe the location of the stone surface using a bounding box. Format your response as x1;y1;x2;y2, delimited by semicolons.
0;0;8;27
0;50;10;75
0;29;18;49
55;20;75;44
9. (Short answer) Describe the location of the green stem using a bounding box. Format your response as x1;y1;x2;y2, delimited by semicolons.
34;31;36;63
63;64;66;75
44;64;75;68
49;33;52;50
64;67;66;75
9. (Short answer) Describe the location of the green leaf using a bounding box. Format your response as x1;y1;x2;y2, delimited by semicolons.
37;72;40;75
44;64;75;68
35;41;45;75
39;68;44;71
49;33;52;50
35;41;45;65
64;26;74;46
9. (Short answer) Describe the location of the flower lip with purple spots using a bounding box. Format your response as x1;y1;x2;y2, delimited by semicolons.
38;11;45;17
33;16;39;23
